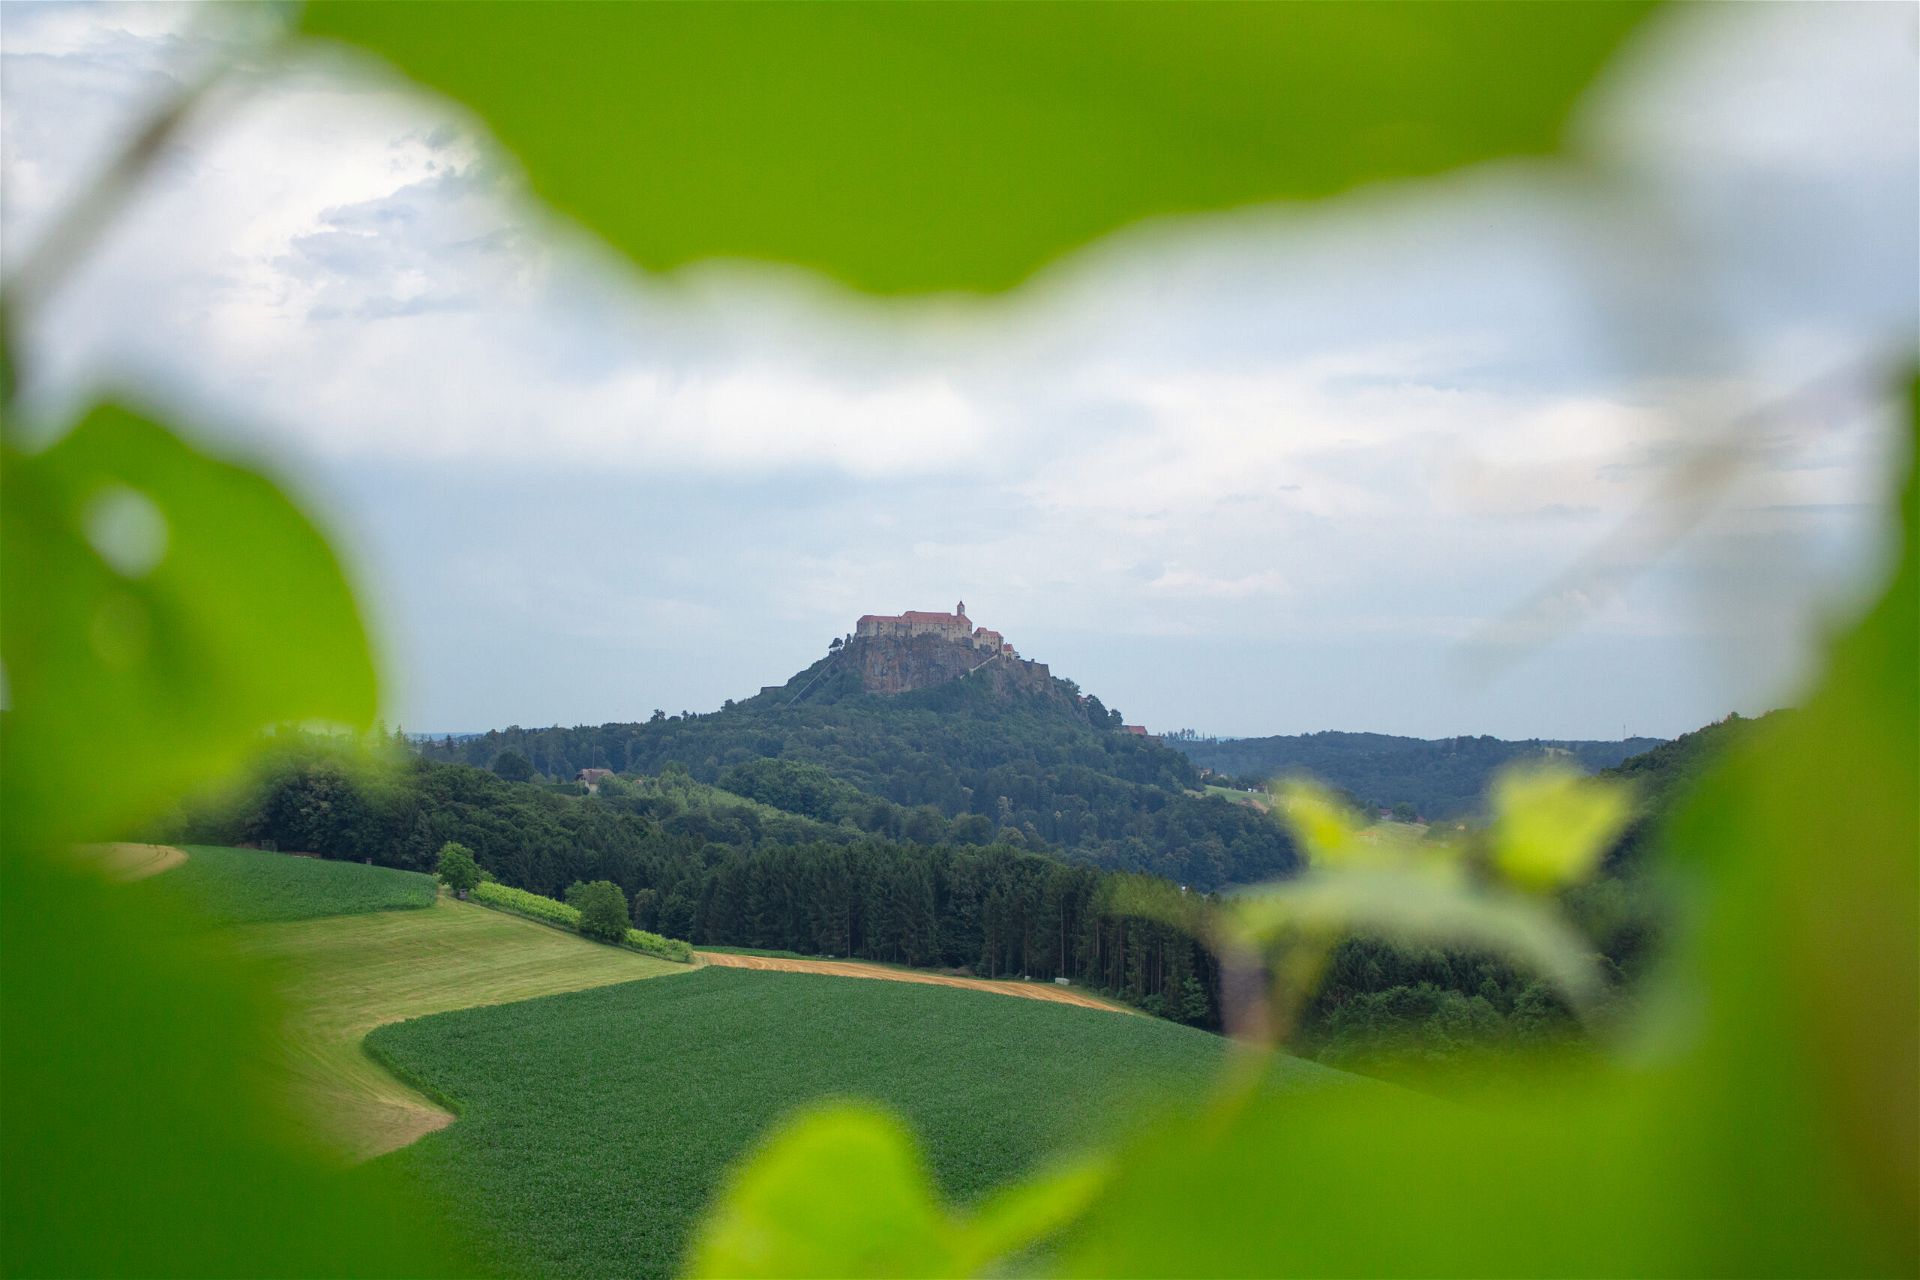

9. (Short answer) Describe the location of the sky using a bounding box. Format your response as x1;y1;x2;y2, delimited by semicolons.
3;3;1914;740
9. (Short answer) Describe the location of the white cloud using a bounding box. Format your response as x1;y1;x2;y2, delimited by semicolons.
2;1;1911;737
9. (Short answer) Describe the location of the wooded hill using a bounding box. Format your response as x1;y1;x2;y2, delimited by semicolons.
1172;730;1665;818
420;651;1296;891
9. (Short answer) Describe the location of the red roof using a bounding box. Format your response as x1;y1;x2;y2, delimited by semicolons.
1123;725;1149;736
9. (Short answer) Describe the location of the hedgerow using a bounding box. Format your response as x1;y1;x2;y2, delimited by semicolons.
472;880;691;962
473;879;580;928
625;928;692;963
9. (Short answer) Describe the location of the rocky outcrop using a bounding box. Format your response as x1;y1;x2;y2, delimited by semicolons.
840;633;1052;697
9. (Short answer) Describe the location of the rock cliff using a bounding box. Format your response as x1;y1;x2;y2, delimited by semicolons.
841;633;1052;697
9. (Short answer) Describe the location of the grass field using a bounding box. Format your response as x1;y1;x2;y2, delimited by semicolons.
143;846;690;1158
1203;783;1270;811
371;967;1364;1279
153;845;439;922
234;896;688;1159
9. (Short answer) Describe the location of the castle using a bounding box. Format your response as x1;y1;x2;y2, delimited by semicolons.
855;601;1015;658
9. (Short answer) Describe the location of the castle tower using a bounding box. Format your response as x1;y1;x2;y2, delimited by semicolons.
956;599;966;617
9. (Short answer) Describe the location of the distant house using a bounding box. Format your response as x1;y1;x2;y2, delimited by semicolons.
576;768;615;793
1122;725;1150;737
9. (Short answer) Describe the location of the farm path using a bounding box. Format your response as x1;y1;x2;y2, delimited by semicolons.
74;841;188;880
697;950;1136;1014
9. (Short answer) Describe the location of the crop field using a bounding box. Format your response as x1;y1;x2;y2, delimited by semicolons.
371;967;1365;1279
232;896;688;1159
152;844;439;923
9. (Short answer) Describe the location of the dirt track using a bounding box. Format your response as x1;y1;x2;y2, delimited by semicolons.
75;842;188;881
697;951;1135;1014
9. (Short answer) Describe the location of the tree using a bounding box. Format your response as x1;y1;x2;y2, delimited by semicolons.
435;841;481;899
573;879;630;944
491;750;534;783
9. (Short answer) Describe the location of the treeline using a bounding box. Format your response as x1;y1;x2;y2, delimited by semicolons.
154;735;1221;1026
418;672;1297;890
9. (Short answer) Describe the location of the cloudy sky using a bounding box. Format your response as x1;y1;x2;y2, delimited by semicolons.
4;3;1914;739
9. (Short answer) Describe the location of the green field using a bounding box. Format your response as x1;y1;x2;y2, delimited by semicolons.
154;844;439;922
371;967;1360;1279
238;897;687;1158
146;847;690;1158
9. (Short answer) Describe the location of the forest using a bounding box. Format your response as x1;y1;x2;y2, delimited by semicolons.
156;736;1223;1026
417;666;1298;891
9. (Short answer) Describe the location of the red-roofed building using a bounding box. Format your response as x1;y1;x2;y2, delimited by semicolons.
855;601;983;644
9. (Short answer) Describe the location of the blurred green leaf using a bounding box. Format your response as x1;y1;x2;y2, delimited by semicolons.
1;406;456;1274
0;851;467;1277
1488;764;1634;891
689;1103;1108;1278
1273;779;1370;866
1;403;377;852
299;2;1661;294
688;1104;955;1278
957;1156;1111;1276
1223;865;1603;1013
1258;778;1602;1010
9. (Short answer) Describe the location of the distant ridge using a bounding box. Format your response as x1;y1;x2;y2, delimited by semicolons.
1171;729;1666;819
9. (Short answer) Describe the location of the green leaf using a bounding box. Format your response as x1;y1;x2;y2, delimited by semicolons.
0;848;468;1276
1;403;377;852
957;1156;1111;1275
299;2;1662;295
1272;778;1369;866
689;1103;1110;1278
1222;865;1604;1012
688;1104;955;1278
1;406;456;1275
1487;764;1634;891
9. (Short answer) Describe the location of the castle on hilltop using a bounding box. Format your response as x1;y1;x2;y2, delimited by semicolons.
855;600;1015;658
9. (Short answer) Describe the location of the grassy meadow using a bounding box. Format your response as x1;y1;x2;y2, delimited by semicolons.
153;844;439;922
371;967;1363;1279
237;896;687;1158
143;847;691;1158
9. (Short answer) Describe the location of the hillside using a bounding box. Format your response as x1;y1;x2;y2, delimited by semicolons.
1171;730;1665;818
1600;712;1775;871
421;622;1297;890
373;968;1368;1279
